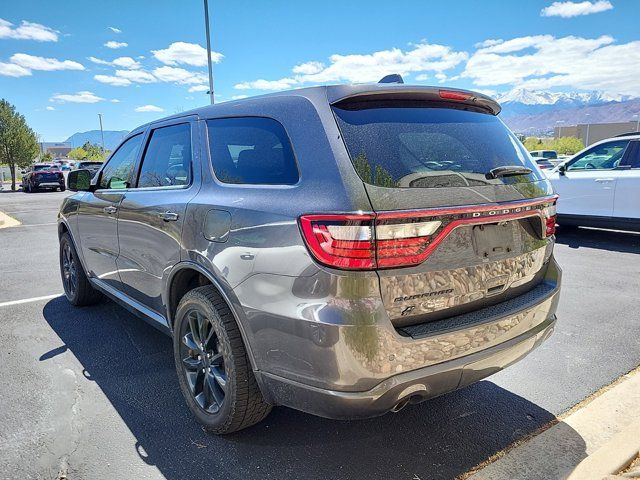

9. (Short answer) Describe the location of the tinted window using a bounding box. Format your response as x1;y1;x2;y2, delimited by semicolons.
207;117;298;185
567;140;629;171
137;124;192;188
99;134;143;189
333;104;541;188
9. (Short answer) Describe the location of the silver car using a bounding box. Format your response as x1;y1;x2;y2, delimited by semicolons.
58;82;561;433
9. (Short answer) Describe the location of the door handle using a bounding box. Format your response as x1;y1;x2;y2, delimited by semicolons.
159;211;179;222
103;205;118;214
594;178;614;183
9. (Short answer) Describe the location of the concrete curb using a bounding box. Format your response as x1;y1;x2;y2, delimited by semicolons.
467;369;640;480
568;420;640;479
0;211;21;229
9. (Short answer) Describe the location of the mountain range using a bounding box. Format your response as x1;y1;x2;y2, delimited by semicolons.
65;130;129;151
497;88;640;135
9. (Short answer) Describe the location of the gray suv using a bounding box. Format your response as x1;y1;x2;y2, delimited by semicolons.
58;83;561;434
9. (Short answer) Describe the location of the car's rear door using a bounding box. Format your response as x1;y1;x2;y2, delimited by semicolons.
613;140;640;220
77;134;144;290
115;118;200;317
550;139;631;218
331;97;556;327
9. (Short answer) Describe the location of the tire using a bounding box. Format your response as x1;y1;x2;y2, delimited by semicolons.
24;183;31;193
59;185;66;192
59;232;101;306
173;285;271;434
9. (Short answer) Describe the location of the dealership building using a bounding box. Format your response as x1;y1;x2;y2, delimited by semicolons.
554;120;640;146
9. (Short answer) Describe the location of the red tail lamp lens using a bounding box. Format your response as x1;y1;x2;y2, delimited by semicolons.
439;90;473;101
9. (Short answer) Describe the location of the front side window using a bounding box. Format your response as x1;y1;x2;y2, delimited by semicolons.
137;123;192;188
207;117;299;185
567;140;629;171
333;103;541;188
99;134;143;189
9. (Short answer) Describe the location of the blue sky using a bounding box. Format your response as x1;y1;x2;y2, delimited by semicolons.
1;0;638;141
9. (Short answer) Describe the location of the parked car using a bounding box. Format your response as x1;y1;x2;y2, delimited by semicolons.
547;133;640;231
533;158;554;170
59;82;561;434
530;150;558;160
21;163;65;192
73;161;103;177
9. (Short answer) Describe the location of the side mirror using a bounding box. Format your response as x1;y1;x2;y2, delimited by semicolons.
67;169;93;192
558;164;566;176
21;170;26;175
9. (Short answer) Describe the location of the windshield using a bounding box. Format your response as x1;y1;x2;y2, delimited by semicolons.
333;104;541;188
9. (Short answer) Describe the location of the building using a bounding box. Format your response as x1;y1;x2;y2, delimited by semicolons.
555;121;640;146
39;141;72;159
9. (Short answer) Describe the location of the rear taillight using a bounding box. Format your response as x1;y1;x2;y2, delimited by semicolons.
299;214;376;269
300;196;558;270
299;214;442;270
543;203;557;237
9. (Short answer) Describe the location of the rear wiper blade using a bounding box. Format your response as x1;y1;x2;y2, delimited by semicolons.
486;165;532;179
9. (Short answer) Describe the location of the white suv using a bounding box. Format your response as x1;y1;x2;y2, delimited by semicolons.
547;133;640;231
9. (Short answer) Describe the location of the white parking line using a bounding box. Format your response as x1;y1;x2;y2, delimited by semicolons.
0;293;62;308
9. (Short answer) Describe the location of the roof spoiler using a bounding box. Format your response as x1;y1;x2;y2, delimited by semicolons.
378;74;404;84
330;86;501;115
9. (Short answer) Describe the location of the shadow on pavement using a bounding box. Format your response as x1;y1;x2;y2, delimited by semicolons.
555;226;640;255
42;296;586;480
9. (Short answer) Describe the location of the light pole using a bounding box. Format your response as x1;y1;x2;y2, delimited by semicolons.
98;113;105;153
555;120;565;139
203;0;215;105
584;113;591;146
633;114;639;132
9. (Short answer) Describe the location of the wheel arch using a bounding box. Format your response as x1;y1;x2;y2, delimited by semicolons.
165;262;259;371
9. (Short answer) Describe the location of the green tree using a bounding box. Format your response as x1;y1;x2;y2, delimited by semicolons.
80;141;108;161
68;147;88;160
0;99;39;190
522;136;584;155
41;152;53;162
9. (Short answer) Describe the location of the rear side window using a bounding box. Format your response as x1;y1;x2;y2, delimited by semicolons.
332;104;541;188
137;123;192;188
99;134;143;189
206;117;298;185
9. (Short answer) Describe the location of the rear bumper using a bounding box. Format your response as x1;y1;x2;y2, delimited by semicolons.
258;313;555;419
253;258;561;419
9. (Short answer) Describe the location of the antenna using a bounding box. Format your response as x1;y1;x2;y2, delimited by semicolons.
378;74;404;84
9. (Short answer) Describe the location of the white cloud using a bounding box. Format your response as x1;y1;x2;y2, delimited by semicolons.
415;74;429;81
115;69;156;83
152;66;208;84
292;61;324;75
10;53;84;72
234;78;298;91
50;91;105;104
135;104;163;112
0;18;58;41
94;74;132;86
90;56;140;69
112;57;140;69
105;41;127;49
152;42;223;67
188;84;210;92
234;42;467;91
463;34;640;97
541;0;613;17
231;95;248;100
108;26;122;33
0;61;31;77
110;99;121;103
45;106;55;111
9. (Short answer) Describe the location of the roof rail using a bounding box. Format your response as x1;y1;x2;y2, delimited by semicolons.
378;74;404;84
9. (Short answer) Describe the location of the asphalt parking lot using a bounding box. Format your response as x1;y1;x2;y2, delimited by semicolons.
1;189;639;480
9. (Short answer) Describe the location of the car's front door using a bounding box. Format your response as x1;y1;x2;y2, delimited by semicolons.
116;120;199;316
77;134;144;290
552;139;631;217
613;140;640;220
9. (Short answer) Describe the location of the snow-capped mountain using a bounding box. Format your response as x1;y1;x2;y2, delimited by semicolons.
496;88;634;108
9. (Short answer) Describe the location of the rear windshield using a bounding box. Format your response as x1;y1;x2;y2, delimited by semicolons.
332;104;541;188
